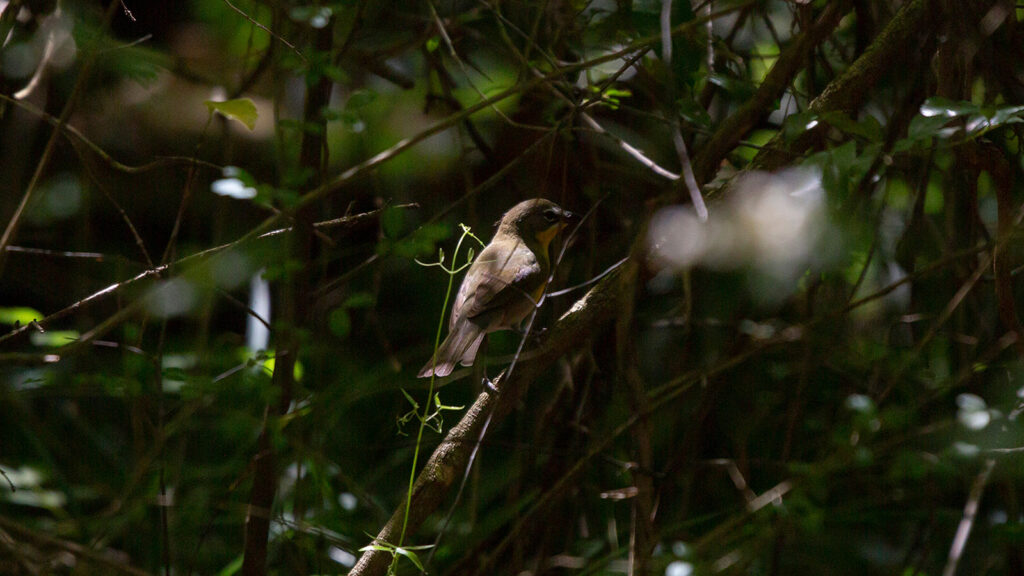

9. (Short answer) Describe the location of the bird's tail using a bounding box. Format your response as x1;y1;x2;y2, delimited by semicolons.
418;323;485;378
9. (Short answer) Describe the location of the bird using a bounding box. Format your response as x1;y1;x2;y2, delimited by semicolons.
418;198;576;378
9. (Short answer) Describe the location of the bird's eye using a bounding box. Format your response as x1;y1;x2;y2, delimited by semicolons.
542;209;559;223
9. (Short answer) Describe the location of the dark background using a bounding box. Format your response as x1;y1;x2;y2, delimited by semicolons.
2;1;1024;575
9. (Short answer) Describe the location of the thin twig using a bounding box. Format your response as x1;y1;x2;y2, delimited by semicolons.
942;459;996;576
220;0;305;62
0;0;123;280
660;0;707;221
0;206;410;348
0;516;152;576
547;256;629;298
0;93;224;175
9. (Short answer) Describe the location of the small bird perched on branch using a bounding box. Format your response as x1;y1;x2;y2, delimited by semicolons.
418;198;576;378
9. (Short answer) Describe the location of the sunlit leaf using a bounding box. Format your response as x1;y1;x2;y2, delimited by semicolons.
205;98;259;130
394;546;426;572
919;97;978;118
0;306;43;325
29;330;79;347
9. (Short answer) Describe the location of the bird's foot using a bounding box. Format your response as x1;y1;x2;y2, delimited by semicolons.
483;377;498;393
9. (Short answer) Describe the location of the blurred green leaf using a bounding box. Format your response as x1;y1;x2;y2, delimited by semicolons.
205;98;258;131
782;111;819;142
29;330;79;347
216;555;244;576
381;222;452;258
381;206;406;238
344;293;375;309
0;306;43;325
707;72;756;100
346;89;377;110
919;97;979;118
677;96;712;129
328;308;351;338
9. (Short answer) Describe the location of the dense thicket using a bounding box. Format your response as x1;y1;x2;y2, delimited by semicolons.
2;1;1024;575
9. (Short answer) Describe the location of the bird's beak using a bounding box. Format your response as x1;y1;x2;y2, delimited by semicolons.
559;209;578;229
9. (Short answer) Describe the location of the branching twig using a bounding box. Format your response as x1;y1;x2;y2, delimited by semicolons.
749;0;933;172
0;0;123;280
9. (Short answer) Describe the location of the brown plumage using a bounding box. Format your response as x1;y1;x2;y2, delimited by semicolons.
418;199;575;378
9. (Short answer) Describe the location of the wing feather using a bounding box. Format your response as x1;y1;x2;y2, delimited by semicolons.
452;236;542;327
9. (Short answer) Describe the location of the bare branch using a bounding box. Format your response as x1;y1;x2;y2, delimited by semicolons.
942;459;996;576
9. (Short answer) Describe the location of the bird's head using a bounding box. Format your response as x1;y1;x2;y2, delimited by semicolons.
497;199;576;251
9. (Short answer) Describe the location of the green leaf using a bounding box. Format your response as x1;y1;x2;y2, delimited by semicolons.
781;111;819;142
344;293;376;309
394;546;426;572
346;89;377;110
328;308;351;338
205;98;258;131
289;5;332;28
216;555;244;576
278;118;324;135
381;206;406;238
906;113;952;142
919;97;979;119
401;388;420;410
162;367;189;382
677;97;712;129
221;165;257;186
0;306;43;325
383;222;452;258
988;104;1024;125
426;36;440;52
434;394;464;411
923;178;944;214
29;330;80;347
707;72;756;100
819;111;884;142
359;544;394;553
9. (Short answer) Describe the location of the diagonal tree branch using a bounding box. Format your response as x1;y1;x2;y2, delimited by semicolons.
349;261;628;576
691;1;849;185
748;0;938;172
348;7;866;574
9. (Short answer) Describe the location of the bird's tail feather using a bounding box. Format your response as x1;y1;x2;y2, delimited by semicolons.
418;323;484;378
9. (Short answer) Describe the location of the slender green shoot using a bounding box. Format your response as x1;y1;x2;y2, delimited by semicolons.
376;224;484;574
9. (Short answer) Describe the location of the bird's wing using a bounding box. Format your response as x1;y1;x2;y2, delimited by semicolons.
453;239;542;327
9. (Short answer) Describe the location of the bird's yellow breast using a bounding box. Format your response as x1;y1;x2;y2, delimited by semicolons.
534;223;564;249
